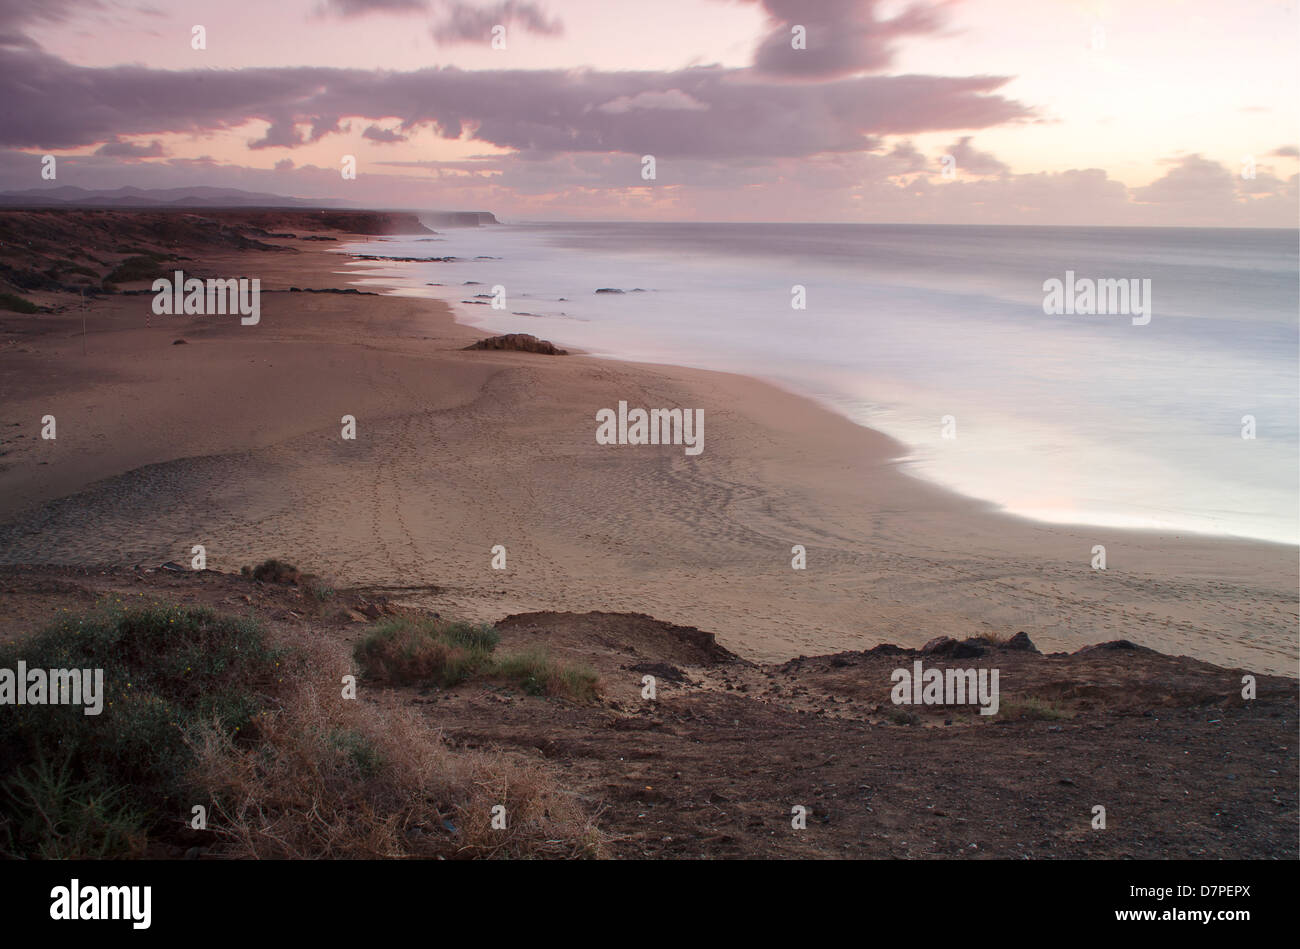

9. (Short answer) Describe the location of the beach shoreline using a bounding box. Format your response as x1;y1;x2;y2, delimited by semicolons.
330;221;1300;549
1;214;1295;675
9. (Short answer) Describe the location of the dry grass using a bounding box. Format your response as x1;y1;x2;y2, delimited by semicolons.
884;707;921;726
1;595;605;859
998;696;1074;721
299;573;337;603
242;558;301;585
187;623;605;859
494;648;601;703
354;617;497;687
355;618;602;703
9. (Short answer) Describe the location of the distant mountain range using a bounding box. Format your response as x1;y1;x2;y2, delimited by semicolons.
0;185;349;209
0;186;498;225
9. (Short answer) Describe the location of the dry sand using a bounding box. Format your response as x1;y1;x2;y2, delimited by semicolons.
1;234;1295;675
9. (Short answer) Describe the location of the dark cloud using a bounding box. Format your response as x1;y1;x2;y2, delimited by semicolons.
248;117;305;150
1271;144;1298;158
743;0;947;78
363;123;409;142
308;115;348;140
0;30;39;48
318;0;564;41
595;89;708;114
1;44;1031;158
94;138;165;157
320;0;428;16
944;136;1009;177
246;114;347;149
431;1;562;43
0;0;100;30
885;140;927;173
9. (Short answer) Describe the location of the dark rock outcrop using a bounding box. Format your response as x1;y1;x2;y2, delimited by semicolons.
1006;631;1039;653
464;333;568;355
950;640;987;659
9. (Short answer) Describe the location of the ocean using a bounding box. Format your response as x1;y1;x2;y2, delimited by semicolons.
339;222;1300;545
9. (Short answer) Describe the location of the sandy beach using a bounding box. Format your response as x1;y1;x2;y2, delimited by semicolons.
1;218;1294;677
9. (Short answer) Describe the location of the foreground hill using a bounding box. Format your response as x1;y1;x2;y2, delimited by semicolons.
1;564;1293;859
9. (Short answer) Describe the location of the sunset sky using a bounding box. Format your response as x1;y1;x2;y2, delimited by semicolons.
4;0;1298;223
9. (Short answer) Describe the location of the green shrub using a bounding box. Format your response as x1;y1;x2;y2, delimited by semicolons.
354;616;600;702
243;559;301;584
48;261;100;281
0;603;283;857
441;620;501;652
353;617;497;687
494;647;600;702
1001;697;1073;721
301;575;335;601
0;292;39;314
328;729;384;778
102;254;166;287
0;754;147;859
884;707;921;726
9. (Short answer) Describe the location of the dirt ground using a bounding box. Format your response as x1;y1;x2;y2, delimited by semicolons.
1;563;1293;859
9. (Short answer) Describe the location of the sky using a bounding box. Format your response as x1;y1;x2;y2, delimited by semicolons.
3;0;1298;223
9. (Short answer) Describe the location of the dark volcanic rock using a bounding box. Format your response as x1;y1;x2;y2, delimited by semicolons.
1074;639;1156;656
866;643;911;656
629;661;687;683
1006;631;1039;653
464;333;568;355
496;610;740;666
922;636;957;655
348;254;461;263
